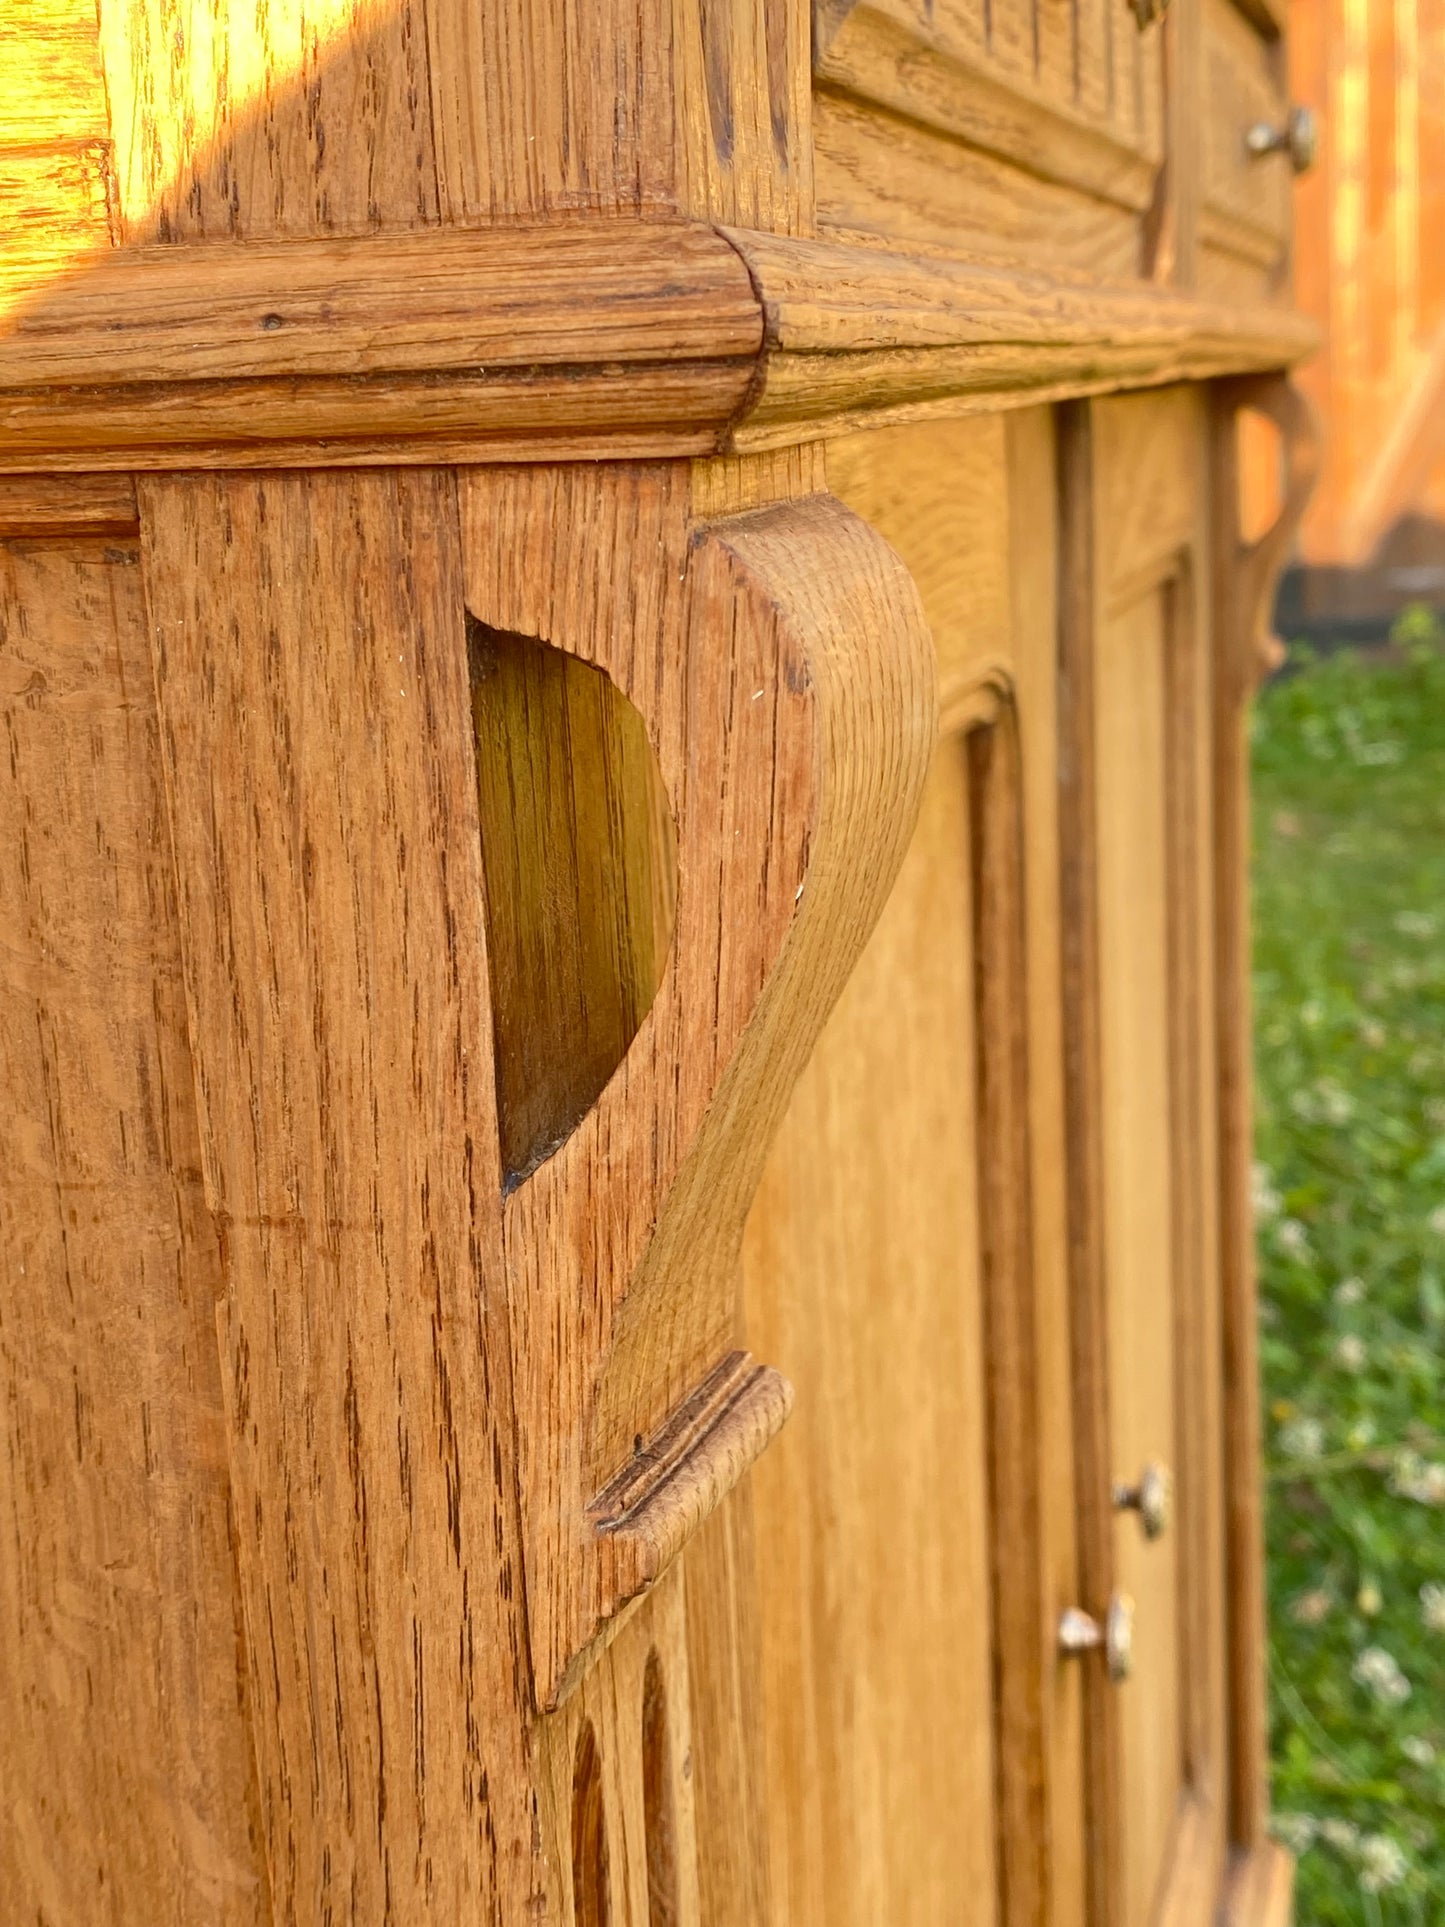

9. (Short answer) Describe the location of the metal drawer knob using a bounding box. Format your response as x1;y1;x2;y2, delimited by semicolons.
1245;104;1319;175
1113;1460;1172;1541
1059;1595;1136;1683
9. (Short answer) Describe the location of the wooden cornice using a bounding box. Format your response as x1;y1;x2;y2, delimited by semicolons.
0;220;1319;470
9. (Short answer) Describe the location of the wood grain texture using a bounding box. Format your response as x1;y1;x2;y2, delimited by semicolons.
456;464;937;1707
1054;397;1124;1927
814;0;1165;160
0;225;1317;469
422;0;812;231
0;225;763;389
743;410;1088;1927
1199;0;1291;299
812;86;1145;273
814;1;1162;211
535;1562;702;1927
1209;375;1317;1854
0;474;138;535
828;415;1013;726
728;229;1319;446
1069;385;1241;1927
97;0;440;241
969;708;1053;1927
0;533;267;1925
1004;405;1088;1927
140;469;543;1925
469;615;676;1191
0;0;115;278
742;732;1001;1927
90;0;812;242
1221;1840;1295;1927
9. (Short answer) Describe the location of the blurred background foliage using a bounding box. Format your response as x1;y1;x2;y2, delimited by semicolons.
1254;610;1445;1922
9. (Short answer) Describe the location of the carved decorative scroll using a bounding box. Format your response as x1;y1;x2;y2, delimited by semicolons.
1216;374;1322;694
456;467;936;1706
1209;373;1318;1850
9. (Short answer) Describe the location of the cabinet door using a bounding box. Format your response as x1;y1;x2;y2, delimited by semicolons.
1058;388;1230;1927
742;412;1086;1927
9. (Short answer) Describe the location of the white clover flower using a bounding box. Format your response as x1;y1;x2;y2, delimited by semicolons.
1301;999;1324;1028
1321;1818;1361;1852
1334;1334;1368;1373
1355;739;1404;767
1357;1582;1383;1617
1359;1018;1387;1049
1358;1833;1408;1893
1334;1277;1366;1307
1276;1218;1312;1260
1272;1812;1318;1855
1346;1418;1375;1450
1401;1735;1436;1767
1290;1588;1333;1626
1353;1646;1411;1705
1420;1583;1445;1633
1390;1452;1445;1505
1316;1080;1354;1125
1395;910;1438;940
1279;1416;1326;1461
1252;1161;1282;1222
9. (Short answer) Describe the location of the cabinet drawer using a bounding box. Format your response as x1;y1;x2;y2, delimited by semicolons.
1201;0;1291;301
814;0;1164;274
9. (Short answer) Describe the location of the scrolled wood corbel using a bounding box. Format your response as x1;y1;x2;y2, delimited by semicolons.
457;469;937;1707
1215;373;1321;697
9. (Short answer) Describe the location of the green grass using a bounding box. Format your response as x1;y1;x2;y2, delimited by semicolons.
1253;609;1445;1924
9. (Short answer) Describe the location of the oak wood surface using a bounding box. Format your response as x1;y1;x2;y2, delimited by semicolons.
743;729;1001;1927
0;533;268;1924
140;469;544;1924
1063;385;1242;1927
0;224;1317;469
1055;397;1125;1927
455;463;936;1708
1209;376;1318;1857
742;410;1089;1927
0;473;138;535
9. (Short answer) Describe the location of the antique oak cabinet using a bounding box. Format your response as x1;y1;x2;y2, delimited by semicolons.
0;2;1318;1923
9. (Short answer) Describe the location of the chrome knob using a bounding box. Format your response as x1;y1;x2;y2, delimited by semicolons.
1113;1461;1172;1541
1058;1595;1136;1684
1245;104;1319;175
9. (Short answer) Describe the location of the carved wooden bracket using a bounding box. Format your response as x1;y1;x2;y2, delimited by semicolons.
1215;374;1321;696
456;469;936;1707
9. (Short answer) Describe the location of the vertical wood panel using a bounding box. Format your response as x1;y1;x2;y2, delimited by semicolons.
970;709;1051;1927
743;736;1000;1927
97;0;440;240
1094;577;1183;1927
0;535;268;1925
422;0;812;230
1208;396;1271;1851
1006;405;1088;1927
1055;398;1125;1927
140;470;542;1924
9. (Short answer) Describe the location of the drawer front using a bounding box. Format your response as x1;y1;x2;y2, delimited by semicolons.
1201;0;1292;299
815;0;1165;271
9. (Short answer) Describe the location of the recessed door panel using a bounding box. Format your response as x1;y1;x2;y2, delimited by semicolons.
743;736;998;1927
1094;578;1184;1927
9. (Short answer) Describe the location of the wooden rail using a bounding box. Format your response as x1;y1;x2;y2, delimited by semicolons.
0;221;1319;467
